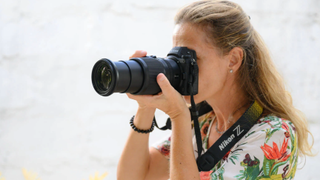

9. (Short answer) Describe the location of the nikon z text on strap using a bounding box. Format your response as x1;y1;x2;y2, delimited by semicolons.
196;100;263;171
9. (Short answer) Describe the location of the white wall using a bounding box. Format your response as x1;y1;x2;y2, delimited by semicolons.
0;0;319;179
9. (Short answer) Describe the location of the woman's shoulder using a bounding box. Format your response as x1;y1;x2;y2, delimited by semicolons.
257;114;295;127
230;114;296;147
229;114;298;166
253;114;296;137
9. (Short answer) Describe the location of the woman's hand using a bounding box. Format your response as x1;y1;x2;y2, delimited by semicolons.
128;73;189;120
126;50;189;121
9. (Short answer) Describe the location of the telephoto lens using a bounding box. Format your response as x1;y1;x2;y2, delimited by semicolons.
91;47;198;96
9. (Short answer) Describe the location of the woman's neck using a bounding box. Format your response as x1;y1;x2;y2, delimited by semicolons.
206;83;250;132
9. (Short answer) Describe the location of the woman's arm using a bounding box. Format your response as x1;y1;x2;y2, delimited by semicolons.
117;50;170;180
170;112;200;180
117;108;170;180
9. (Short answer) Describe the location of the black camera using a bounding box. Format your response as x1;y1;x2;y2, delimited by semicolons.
91;47;198;96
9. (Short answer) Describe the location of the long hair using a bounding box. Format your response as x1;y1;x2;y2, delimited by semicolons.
175;0;314;157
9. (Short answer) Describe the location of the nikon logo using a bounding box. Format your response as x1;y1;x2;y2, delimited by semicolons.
218;125;244;151
219;134;235;151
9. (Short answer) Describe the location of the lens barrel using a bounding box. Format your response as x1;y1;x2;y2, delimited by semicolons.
91;57;181;96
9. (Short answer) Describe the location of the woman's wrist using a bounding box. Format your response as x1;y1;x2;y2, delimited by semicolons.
169;106;190;123
130;115;155;133
132;107;156;130
137;106;156;113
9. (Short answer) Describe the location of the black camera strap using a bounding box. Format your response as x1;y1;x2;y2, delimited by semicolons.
190;87;203;161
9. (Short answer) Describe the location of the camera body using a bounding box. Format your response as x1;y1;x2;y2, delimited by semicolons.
91;47;198;96
161;46;198;95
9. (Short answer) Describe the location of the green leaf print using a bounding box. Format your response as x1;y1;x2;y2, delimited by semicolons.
264;128;282;143
262;156;275;176
236;154;260;180
245;131;255;138
234;170;246;180
272;158;291;175
246;163;260;180
211;173;219;180
259;174;283;180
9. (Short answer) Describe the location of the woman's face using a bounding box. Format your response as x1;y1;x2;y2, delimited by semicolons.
172;23;230;104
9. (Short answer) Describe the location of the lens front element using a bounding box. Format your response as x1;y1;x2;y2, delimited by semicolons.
100;66;112;90
92;59;117;96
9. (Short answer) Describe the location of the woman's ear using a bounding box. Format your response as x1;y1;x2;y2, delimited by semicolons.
228;47;243;73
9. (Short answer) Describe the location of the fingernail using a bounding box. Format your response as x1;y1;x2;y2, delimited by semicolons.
158;74;165;81
139;50;147;55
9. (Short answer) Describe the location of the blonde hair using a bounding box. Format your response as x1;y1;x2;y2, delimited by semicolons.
175;0;314;157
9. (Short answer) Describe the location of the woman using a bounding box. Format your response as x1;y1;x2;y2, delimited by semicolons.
117;0;314;179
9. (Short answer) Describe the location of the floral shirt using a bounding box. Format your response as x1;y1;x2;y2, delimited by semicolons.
154;112;298;180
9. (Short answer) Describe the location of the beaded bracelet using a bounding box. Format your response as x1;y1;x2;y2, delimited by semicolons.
130;115;155;134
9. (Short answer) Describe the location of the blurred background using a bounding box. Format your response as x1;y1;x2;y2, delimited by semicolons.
0;0;319;179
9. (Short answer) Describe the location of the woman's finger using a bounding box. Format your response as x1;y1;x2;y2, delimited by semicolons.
129;50;147;59
157;73;175;96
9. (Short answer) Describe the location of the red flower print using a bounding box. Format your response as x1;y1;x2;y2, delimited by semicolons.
282;122;289;131
258;119;271;124
222;150;231;161
284;132;290;138
282;122;290;138
200;170;213;180
160;144;170;157
201;122;210;140
260;138;290;162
